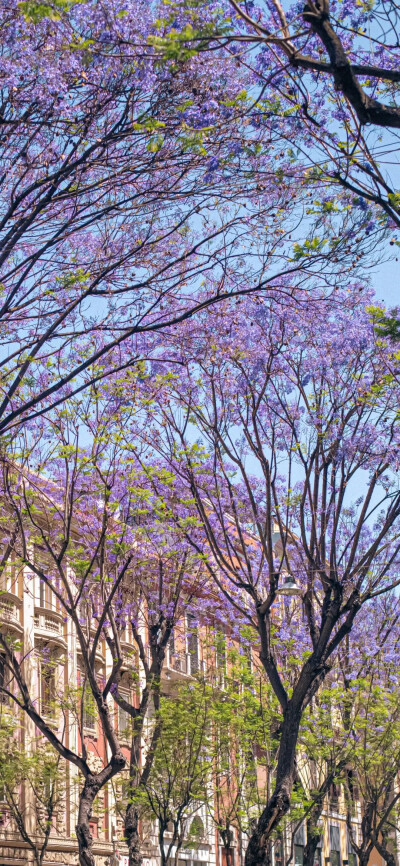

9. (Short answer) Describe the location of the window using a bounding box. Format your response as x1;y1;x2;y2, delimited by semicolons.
78;669;96;732
118;691;130;736
216;631;226;686
34;547;55;609
0;553;16;594
39;579;53;611
294;826;305;866
79;599;92;626
82;690;96;732
347;831;357;866
329;782;340;812
89;819;98;838
41;663;56;718
313;828;323;866
345;770;359;815
244;642;253;672
216;726;231;775
330;825;341;866
189;816;205;842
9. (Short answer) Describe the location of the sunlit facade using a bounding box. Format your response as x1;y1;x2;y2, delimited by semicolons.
0;560;389;866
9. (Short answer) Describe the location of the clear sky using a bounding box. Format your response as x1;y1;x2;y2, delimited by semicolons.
373;254;399;308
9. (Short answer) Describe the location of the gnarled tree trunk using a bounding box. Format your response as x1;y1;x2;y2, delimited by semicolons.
245;700;301;866
125;801;142;866
76;776;100;866
375;835;397;866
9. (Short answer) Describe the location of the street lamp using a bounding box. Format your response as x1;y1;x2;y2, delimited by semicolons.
277;573;301;597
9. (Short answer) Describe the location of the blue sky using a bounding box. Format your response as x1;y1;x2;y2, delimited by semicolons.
373;254;399;309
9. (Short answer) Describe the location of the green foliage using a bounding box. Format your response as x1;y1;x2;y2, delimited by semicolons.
18;0;78;22
130;679;212;819
209;647;280;841
367;304;400;341
292;236;328;261
0;712;64;855
118;645;281;858
388;192;400;214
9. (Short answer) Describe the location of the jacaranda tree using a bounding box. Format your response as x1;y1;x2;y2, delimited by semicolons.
0;0;388;443
129;284;400;866
157;0;400;230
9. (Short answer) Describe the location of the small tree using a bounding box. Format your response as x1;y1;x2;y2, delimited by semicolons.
0;710;65;866
281;596;400;866
0;382;213;866
207;643;280;866
105;523;210;866
123;678;212;866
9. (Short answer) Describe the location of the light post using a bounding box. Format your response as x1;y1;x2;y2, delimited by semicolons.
277;573;302;597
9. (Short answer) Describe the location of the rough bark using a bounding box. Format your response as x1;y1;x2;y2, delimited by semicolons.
303;826;320;866
76;776;100;866
228;0;400;130
121;639;168;866
220;827;234;866
245;702;300;866
375;835;397;866
125;802;143;866
302;0;400;129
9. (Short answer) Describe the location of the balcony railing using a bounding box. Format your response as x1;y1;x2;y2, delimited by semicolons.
170;650;189;675
0;591;23;635
164;648;206;678
34;606;66;646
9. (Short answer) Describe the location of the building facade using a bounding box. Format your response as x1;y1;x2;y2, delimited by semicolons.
0;562;390;866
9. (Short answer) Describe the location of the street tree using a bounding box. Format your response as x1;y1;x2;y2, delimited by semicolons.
0;709;65;866
132;284;400;866
0;379;214;866
0;0;375;439
124;678;213;866
206;643;280;866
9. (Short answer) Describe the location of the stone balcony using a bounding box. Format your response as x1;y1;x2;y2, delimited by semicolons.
34;606;67;648
0;591;23;637
162;648;204;685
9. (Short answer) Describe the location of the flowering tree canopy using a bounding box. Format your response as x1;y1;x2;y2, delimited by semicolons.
127;284;400;865
0;0;391;440
156;0;400;230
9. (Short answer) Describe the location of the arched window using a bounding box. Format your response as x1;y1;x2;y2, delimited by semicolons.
189;816;205;841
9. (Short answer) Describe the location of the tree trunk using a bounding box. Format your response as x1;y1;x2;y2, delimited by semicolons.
303;833;320;866
224;846;233;866
76;777;100;866
125;802;142;866
302;767;339;866
220;827;234;866
245;702;301;866
375;835;397;866
173;830;185;866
